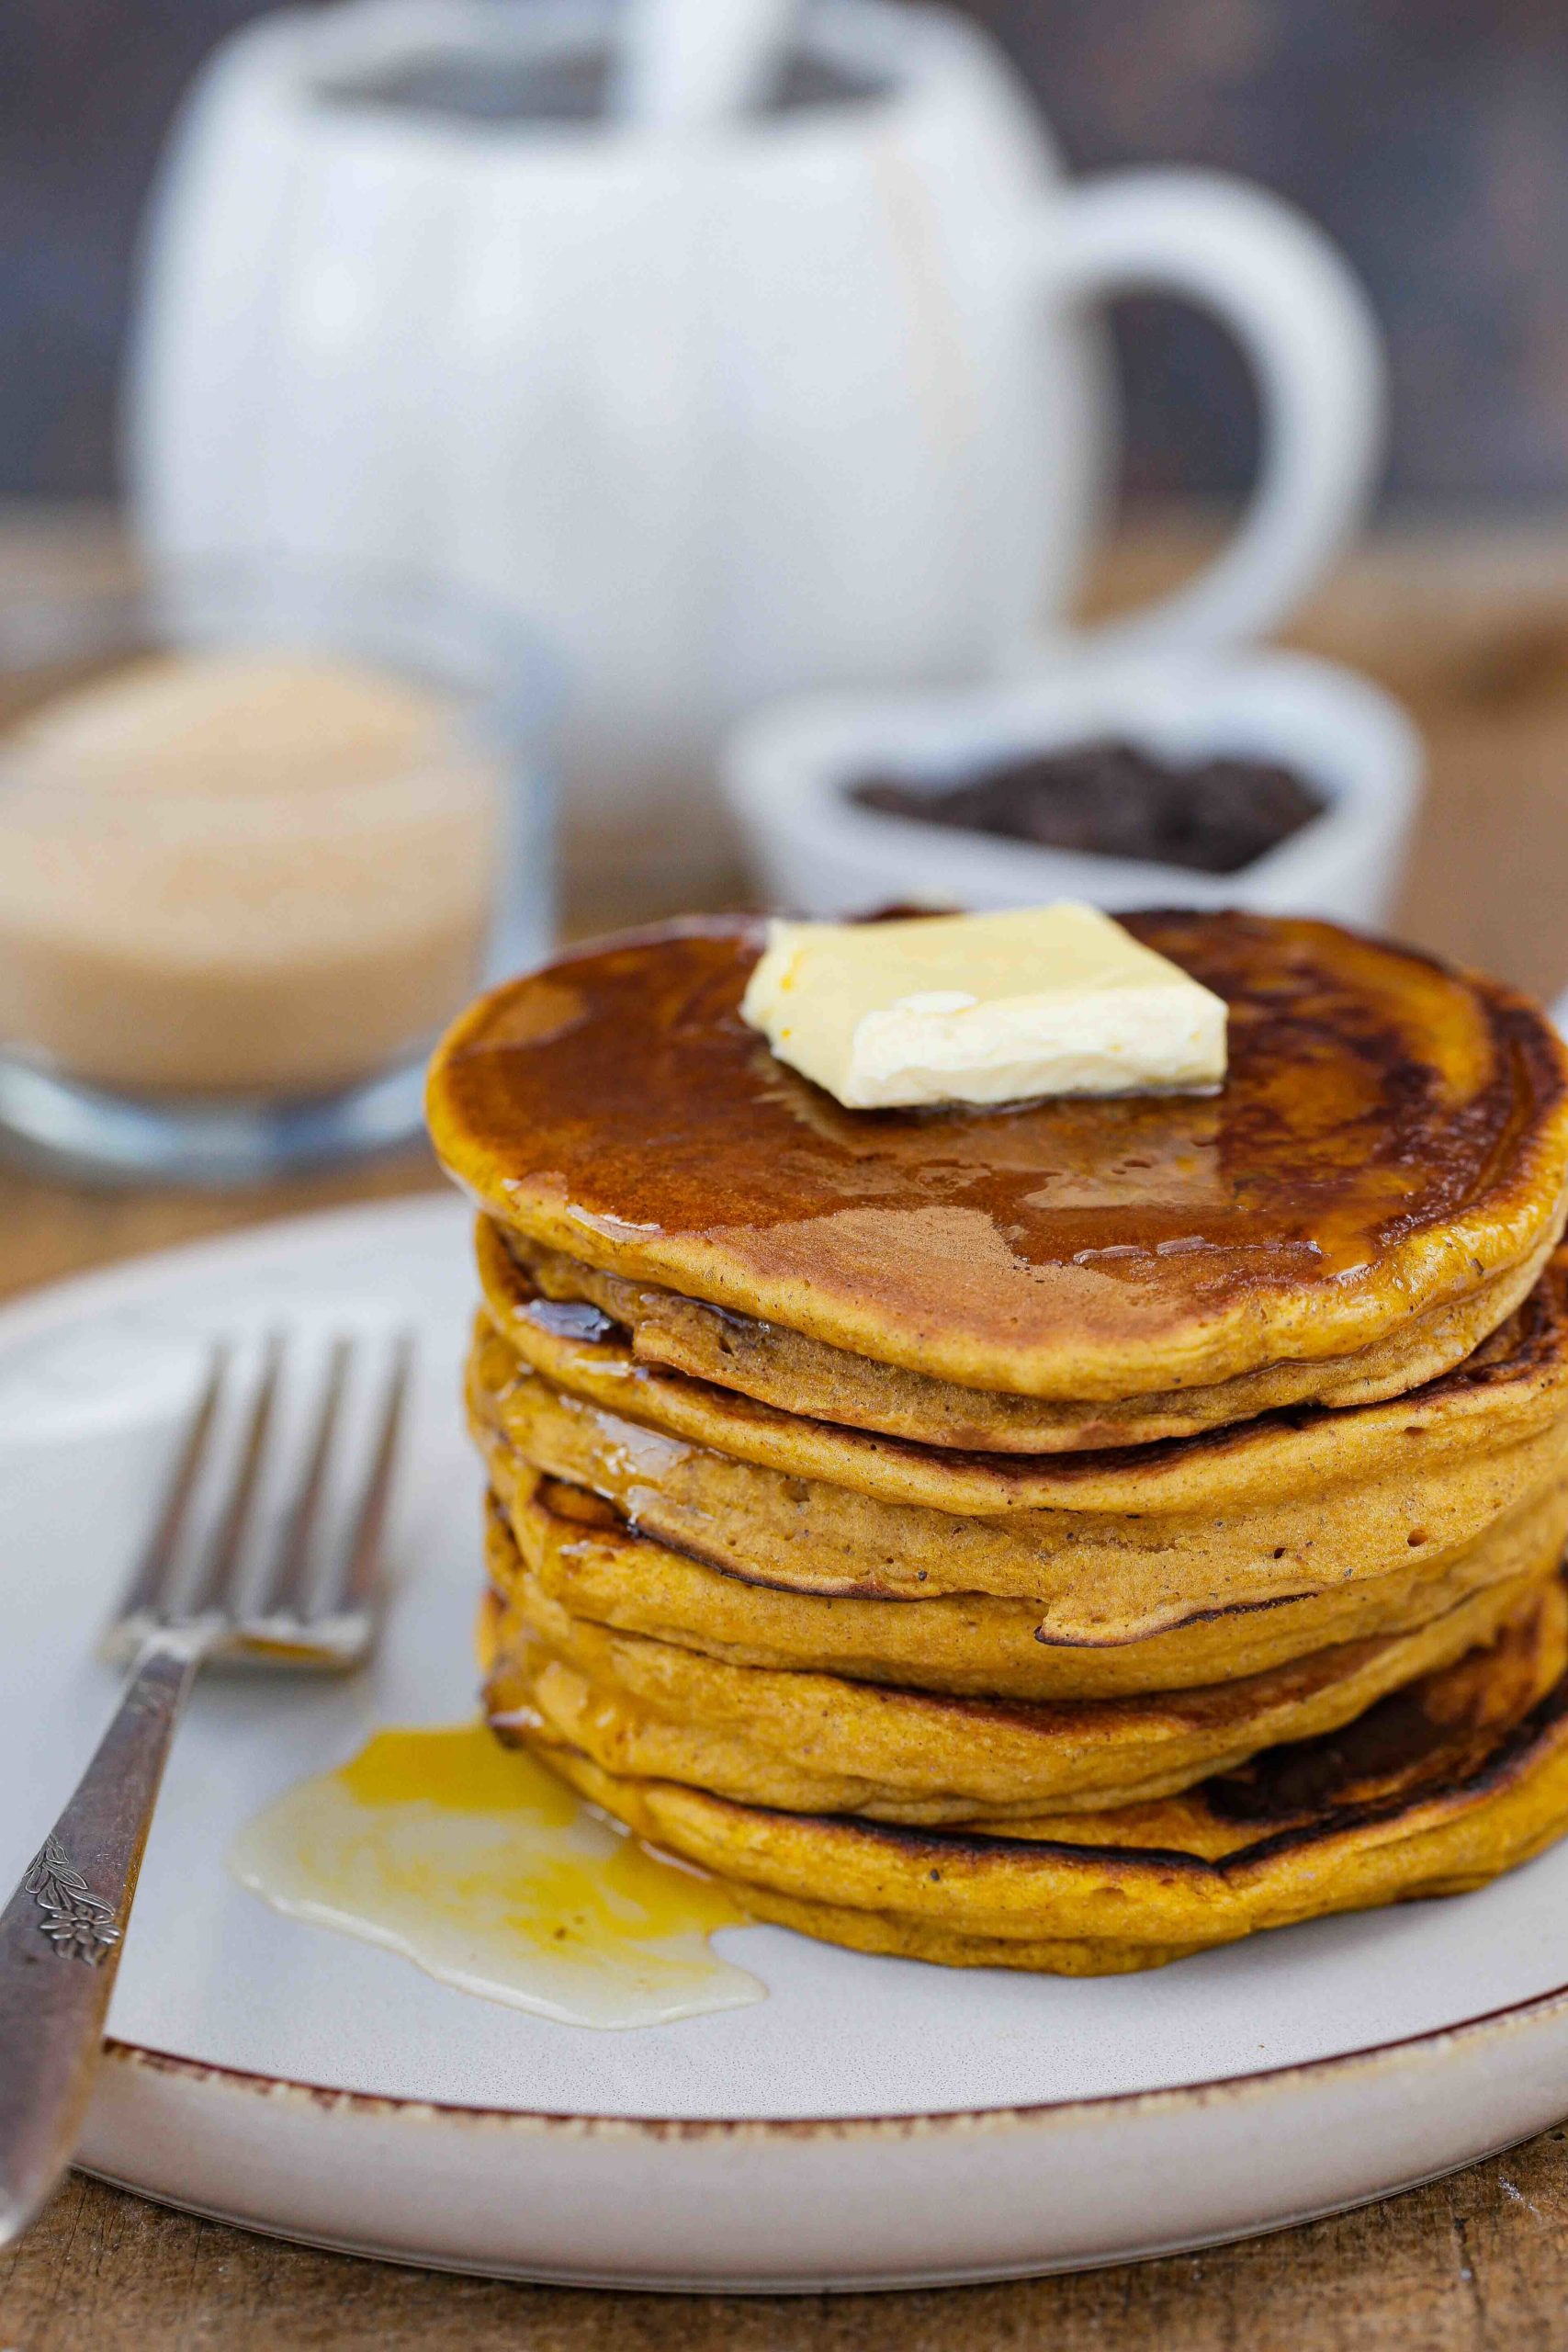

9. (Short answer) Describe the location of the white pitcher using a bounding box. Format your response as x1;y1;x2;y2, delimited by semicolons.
128;0;1383;885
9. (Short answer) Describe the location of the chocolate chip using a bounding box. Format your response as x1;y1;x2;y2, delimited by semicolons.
851;741;1325;877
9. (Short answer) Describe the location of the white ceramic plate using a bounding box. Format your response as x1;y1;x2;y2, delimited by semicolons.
6;1195;1568;2292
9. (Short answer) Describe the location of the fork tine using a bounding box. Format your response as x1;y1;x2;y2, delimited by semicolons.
187;1332;285;1619
255;1335;353;1622
315;1330;413;1623
116;1342;229;1623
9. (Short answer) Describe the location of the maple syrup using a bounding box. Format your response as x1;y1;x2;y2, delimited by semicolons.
229;1722;766;2029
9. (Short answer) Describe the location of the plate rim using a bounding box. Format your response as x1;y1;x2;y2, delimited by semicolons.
96;1965;1568;2139
0;1188;468;1362
13;1191;1568;2145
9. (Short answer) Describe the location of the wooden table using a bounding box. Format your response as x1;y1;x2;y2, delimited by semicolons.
6;508;1568;2347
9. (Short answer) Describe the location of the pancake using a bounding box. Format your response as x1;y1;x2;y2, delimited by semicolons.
496;1572;1568;1974
497;1223;1559;1451
484;1453;1568;1700
438;911;1568;1971
429;913;1568;1408
472;1237;1568;1531
480;1538;1557;1825
467;1258;1568;1638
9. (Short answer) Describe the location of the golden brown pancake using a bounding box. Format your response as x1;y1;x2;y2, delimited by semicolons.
489;1572;1568;1974
429;914;1568;1407
466;1254;1568;1638
470;1246;1568;1521
480;1541;1555;1825
484;1453;1568;1700
437;910;1568;1974
495;1223;1558;1450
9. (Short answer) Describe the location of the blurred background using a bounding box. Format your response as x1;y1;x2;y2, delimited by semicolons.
6;0;1568;507
2;0;1567;1193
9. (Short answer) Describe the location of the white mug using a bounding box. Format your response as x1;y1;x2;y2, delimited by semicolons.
129;0;1383;883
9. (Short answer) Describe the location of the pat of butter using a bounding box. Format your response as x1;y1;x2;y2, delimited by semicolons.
739;904;1227;1109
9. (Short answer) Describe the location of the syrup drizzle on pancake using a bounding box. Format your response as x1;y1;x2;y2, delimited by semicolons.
429;914;1568;1392
229;1723;765;2029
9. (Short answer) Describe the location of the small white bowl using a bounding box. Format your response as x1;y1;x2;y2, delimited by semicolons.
720;650;1422;927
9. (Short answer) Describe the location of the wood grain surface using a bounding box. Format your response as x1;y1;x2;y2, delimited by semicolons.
5;507;1568;2345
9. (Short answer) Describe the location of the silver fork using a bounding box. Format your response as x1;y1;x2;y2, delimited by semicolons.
0;1327;413;2245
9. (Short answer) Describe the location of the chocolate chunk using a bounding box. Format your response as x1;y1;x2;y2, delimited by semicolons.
851;741;1325;877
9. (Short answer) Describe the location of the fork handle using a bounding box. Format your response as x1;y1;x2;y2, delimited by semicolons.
0;1635;200;2243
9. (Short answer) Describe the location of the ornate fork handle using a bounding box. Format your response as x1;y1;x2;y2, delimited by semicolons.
0;1636;203;2241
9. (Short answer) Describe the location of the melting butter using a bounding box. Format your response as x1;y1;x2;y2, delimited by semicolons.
741;903;1228;1108
229;1723;766;2029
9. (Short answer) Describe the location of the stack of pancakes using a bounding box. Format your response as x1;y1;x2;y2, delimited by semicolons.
428;910;1568;1974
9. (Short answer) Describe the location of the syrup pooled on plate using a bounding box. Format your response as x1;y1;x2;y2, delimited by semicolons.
229;1723;766;2028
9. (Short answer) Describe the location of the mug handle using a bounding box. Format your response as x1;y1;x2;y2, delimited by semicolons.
1014;167;1384;656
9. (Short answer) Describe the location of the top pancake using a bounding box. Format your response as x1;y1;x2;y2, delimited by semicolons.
428;913;1568;1402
